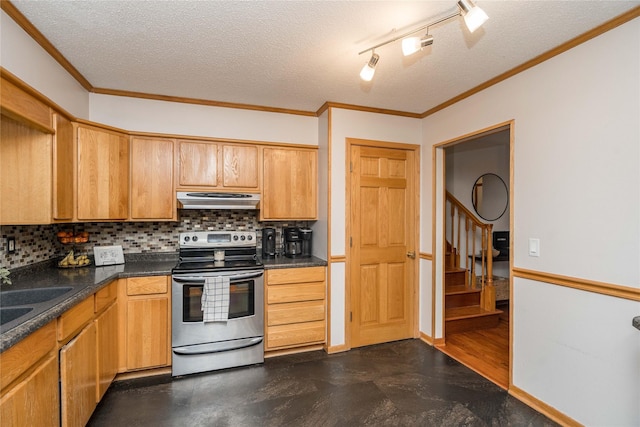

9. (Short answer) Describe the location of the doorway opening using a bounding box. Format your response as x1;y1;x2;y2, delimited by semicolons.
432;122;513;389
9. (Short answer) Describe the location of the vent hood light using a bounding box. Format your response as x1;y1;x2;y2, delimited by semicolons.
177;192;260;210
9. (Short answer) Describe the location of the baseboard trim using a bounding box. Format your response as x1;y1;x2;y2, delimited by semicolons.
265;344;325;358
114;367;172;381
326;344;350;354
509;385;582;427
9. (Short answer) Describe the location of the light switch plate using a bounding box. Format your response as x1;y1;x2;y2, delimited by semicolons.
93;245;125;266
528;238;540;257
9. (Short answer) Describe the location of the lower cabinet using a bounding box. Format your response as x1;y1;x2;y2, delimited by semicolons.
57;280;118;427
0;322;59;427
265;267;326;352
118;276;171;371
60;321;97;427
96;302;118;400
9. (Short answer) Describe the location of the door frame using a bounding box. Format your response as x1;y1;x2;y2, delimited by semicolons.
345;137;421;350
431;120;514;383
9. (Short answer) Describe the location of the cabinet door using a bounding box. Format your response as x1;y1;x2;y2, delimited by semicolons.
178;140;218;188
96;302;118;401
126;298;169;370
77;126;129;220
0;353;59;427
262;147;317;220
130;137;175;220
0;116;52;224
60;322;97;427
222;144;259;189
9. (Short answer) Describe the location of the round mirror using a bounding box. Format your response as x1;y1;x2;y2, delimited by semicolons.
471;173;508;221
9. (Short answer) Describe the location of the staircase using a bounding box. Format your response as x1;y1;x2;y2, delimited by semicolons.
444;194;502;335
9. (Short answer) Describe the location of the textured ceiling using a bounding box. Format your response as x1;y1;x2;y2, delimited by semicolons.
10;1;640;114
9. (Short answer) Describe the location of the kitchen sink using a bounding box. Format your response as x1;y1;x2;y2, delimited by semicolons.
0;307;33;326
0;286;73;307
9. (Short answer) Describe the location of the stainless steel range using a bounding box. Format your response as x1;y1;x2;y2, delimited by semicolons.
171;231;264;377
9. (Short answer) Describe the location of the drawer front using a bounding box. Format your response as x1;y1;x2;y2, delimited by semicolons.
267;267;325;285
267;321;325;349
127;276;167;296
95;281;117;313
57;296;94;342
267;282;325;304
267;300;325;326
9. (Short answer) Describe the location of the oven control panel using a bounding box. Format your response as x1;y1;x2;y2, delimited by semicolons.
179;231;256;248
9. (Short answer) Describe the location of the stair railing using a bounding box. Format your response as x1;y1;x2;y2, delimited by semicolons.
446;191;495;310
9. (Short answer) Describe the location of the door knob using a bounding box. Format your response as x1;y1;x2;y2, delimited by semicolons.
407;251;416;259
633;316;640;331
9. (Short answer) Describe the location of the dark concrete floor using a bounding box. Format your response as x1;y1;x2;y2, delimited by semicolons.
89;339;557;426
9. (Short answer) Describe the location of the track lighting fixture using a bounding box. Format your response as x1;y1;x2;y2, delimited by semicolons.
358;0;488;81
402;34;434;57
359;52;379;82
458;0;489;33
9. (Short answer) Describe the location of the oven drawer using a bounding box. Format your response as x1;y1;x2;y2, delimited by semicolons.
267;300;325;326
266;321;325;349
267;282;325;304
127;276;168;296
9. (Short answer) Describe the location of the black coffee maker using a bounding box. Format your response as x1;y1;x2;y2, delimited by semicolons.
284;227;312;258
261;228;276;258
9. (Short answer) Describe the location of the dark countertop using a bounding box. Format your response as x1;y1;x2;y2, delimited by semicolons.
1;254;177;353
1;253;326;353
260;255;327;269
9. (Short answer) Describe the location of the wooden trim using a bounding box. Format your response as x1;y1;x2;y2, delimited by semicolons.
326;344;349;354
421;7;640;118
92;87;316;117
1;67;75;121
432;337;445;347
318;102;421;119
419;252;432;261
431;144;438;340
1;1;93;91
325;107;334;351
131;130;318;150
433;122;512;149
113;367;171;382
346;137;420;151
264;344;324;358
512;268;640;302
419;332;434;346
330;255;346;263
509;385;581;427
74;118;129;135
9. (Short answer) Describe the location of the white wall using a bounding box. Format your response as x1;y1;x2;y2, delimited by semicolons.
89;93;318;145
0;10;89;118
423;17;639;426
328;108;422;347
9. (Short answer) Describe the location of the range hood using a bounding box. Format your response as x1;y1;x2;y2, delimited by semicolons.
177;192;260;210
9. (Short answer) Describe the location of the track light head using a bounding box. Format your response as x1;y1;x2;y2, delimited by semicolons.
457;0;489;33
360;52;379;81
402;34;434;56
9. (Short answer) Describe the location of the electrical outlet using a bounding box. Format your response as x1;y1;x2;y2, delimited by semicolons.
7;236;16;254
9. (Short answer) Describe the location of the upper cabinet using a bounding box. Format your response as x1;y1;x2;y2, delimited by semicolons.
0;115;53;225
76;124;129;221
177;140;260;192
130;137;176;220
261;147;317;220
52;114;74;221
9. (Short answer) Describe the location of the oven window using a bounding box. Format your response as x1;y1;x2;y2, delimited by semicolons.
182;279;255;322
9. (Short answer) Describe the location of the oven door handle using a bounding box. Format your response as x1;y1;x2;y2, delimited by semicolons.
172;336;263;355
172;271;264;283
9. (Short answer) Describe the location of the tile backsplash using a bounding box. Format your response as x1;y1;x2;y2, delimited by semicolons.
1;210;311;269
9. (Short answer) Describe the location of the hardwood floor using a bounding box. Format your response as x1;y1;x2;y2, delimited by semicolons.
437;302;510;389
